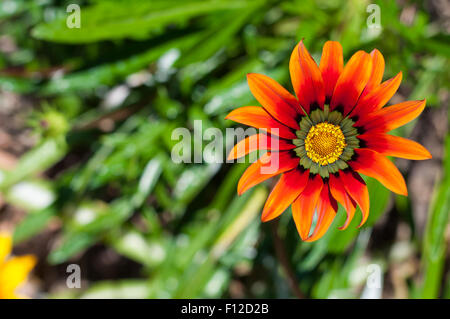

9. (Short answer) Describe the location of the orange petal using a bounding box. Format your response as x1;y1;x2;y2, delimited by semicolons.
340;170;370;227
319;41;343;103
329;174;357;230
247;73;301;129
330;51;373;116
227;133;296;160
359;133;432;160
350;72;402;117
261;168;309;222
291;174;323;240
305;184;338;242
350;148;408;196
361;49;385;97
357;100;426;133
226;106;296;139
289;40;325;112
237;151;299;195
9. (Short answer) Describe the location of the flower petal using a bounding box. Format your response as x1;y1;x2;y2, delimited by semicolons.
237;151;299;195
350;72;402;117
340;170;370;227
305;184;338;242
330;51;373;116
319;41;343;104
227;133;296;160
292;174;324;240
359;133;432;160
247;73;302;129
289;40;325;112
0;233;12;264
350;148;408;196
226;106;296;139
261;168;309;222
356;100;426;133
361;49;385;97
329;174;357;230
0;255;36;298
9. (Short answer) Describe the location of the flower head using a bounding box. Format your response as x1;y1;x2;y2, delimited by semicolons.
226;40;431;242
0;233;36;299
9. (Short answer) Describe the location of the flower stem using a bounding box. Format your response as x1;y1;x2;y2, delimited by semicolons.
270;220;305;299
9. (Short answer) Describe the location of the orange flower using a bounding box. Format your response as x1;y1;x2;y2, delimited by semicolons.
226;40;431;242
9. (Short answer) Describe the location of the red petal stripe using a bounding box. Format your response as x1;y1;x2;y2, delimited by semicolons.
237;151;299;195
305;184;338;242
261;168;309;222
330;51;373;116
292;174;324;240
319;41;343;103
289;40;325;112
350;72;402;117
227;133;296;160
247;73;301;129
349;148;408;196
359;133;431;160
356;100;426;133
225;106;296;139
329;174;357;230
340;170;370;227
361;49;385;97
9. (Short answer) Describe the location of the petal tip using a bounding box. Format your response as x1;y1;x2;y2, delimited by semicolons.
357;213;370;228
420;146;433;160
237;182;245;196
299;232;309;241
370;48;382;56
304;232;327;242
260;213;270;223
224;111;232;120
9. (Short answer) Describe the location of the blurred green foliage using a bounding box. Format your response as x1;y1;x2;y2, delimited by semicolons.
0;0;448;298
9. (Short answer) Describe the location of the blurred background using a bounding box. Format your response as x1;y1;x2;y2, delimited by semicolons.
0;0;448;299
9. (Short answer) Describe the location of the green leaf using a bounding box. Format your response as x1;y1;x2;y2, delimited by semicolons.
13;206;57;243
174;187;267;298
0;0;36;19
0;76;35;93
48;232;95;265
0;138;67;190
42;34;201;94
420;137;450;298
176;7;257;66
109;230;167;268
32;0;255;44
132;155;163;206
171;163;221;214
79;280;151;299
48;197;137;264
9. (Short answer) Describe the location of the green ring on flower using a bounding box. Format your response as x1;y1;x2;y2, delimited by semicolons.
292;106;359;178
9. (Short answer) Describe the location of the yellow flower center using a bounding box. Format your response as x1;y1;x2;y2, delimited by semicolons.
304;122;346;166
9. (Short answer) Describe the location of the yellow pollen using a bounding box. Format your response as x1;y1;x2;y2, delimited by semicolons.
304;122;346;165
